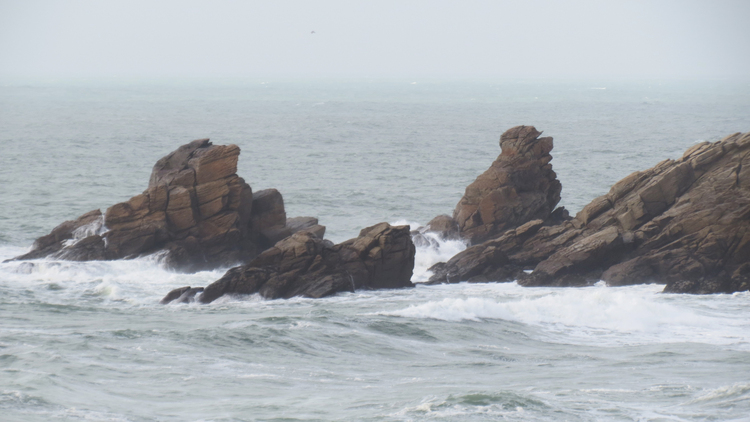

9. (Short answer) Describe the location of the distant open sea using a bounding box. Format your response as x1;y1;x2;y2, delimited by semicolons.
1;79;749;421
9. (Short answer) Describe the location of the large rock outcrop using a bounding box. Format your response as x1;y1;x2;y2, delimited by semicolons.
11;139;325;271
452;125;563;245
161;222;416;303
429;131;750;294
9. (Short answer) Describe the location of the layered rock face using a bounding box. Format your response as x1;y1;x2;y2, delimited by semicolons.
430;131;750;294
161;222;415;303
12;139;324;271
452;125;563;245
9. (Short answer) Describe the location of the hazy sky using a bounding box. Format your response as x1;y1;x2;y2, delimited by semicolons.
1;0;749;80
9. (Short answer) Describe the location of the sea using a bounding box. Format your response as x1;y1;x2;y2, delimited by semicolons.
1;79;749;421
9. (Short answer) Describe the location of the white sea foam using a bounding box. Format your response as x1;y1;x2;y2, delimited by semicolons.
391;219;467;282
382;283;750;347
0;248;224;306
413;235;466;282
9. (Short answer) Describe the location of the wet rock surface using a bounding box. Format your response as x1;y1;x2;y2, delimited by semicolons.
11;139;322;271
430;131;750;294
160;222;415;303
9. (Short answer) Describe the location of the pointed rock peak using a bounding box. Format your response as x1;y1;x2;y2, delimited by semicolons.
499;125;553;159
451;125;562;245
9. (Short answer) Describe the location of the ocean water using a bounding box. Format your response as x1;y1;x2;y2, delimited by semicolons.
1;79;750;421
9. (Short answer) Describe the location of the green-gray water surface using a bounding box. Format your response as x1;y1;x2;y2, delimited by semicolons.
1;79;749;421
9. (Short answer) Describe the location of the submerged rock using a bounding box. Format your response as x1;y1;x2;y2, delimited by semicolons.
11;139;324;272
452;125;563;245
159;286;205;304
430;131;750;294
160;222;416;304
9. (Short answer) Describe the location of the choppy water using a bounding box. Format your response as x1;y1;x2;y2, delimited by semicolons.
1;79;750;421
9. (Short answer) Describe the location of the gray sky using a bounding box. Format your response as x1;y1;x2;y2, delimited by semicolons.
1;0;749;80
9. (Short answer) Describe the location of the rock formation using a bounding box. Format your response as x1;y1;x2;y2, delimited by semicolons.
161;222;415;303
452;125;563;245
429;131;750;294
11;139;325;271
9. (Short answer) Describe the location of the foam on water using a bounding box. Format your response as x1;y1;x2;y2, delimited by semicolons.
685;382;750;405
392;220;467;282
383;282;750;348
0;219;468;307
6;239;748;350
413;234;466;282
393;392;544;421
0;246;225;307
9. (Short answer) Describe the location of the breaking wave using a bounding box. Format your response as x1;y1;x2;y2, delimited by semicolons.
382;282;750;348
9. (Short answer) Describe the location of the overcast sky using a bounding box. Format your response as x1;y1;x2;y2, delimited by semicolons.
1;0;749;80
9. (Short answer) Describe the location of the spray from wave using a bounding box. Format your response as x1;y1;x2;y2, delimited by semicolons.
392;220;467;283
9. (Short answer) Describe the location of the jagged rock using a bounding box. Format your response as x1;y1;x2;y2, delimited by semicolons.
11;140;320;272
192;222;415;303
429;131;750;294
452;125;562;245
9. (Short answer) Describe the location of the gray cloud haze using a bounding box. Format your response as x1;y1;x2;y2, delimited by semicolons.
1;0;749;80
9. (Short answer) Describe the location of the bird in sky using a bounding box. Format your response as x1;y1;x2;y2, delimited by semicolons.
311;31;316;34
